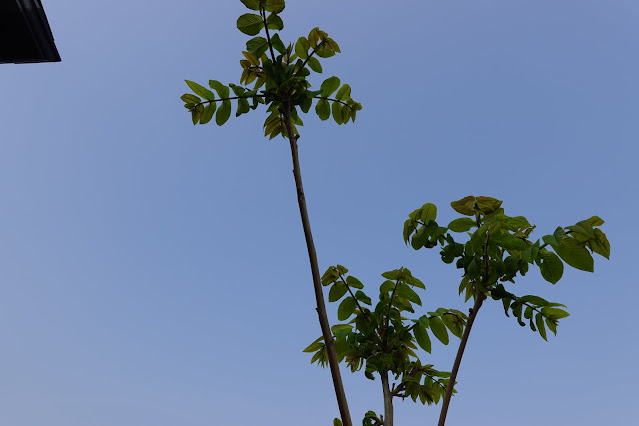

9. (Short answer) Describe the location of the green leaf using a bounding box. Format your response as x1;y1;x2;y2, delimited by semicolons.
191;108;200;125
315;99;330;120
181;93;201;104
475;196;503;214
355;290;372;305
442;313;463;339
345;276;364;289
328;282;348;302
240;0;260;10
185;80;216;101
199;102;216;124
236;13;264;36
450;196;476;216
413;324;432;353
295;37;309;59
428;316;449;345
209;80;229;98
332;102;343;124
307;56;322;73
566;220;595;239
216;100;232;126
448;218;476;232
491;231;528;251
335;84;351;101
553;237;594;272
266;13;284;30
246;36;269;59
396;283;422;306
420;203;437;224
589;228;610;259
536;313;548;341
320;76;341;97
270;33;286;54
379;280;395;293
302;336;324;352
265;0;285;13
541;307;570;320
535;249;564;284
333;418;343;426
337;297;357;321
236;97;250;116
586;216;605;227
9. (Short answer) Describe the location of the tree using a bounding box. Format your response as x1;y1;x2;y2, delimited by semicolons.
404;196;610;425
180;1;361;425
305;196;609;425
180;3;610;425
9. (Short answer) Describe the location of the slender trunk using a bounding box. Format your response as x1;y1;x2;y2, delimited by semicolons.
381;370;394;426
282;106;353;426
437;294;485;426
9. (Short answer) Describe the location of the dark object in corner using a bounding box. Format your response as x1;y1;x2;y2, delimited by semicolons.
0;0;61;64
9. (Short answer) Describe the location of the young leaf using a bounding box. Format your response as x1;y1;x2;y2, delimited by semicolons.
185;80;216;101
420;203;437;224
332;102;343;124
335;84;351;101
236;13;264;36
413;323;432;353
199;102;216;124
295;37;309;59
209;80;230;98
448;218;476;232
337;297;357;321
181;93;201;104
240;0;260;10
535;313;548;341
265;0;285;13
266;13;284;30
307;57;322;73
216;99;232;126
535;249;564;284
320;76;341;97
345;276;364;289
553;237;594;272
246;37;269;59
428;316;449;345
328;282;348;302
315;99;330;120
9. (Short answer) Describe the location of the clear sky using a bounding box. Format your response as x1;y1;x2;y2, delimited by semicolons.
1;1;637;425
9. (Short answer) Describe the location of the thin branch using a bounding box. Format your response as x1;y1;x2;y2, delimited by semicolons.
193;94;264;107
313;96;352;108
438;212;488;426
338;274;366;313
297;40;327;74
260;8;276;62
280;103;352;426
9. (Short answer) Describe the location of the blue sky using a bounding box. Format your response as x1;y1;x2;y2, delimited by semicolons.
1;1;637;425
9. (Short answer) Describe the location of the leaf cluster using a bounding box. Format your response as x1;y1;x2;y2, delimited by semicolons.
304;265;467;407
180;0;362;138
403;196;610;340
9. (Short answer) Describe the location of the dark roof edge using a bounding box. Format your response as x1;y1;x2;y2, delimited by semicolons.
15;0;61;63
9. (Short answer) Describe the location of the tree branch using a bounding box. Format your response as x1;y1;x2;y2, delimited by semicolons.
281;103;352;426
260;8;277;62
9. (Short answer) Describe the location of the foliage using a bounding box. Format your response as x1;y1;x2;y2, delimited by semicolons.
180;0;362;138
404;195;609;341
304;265;467;415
